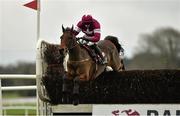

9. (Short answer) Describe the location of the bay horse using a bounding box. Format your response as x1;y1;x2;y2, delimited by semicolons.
60;25;125;105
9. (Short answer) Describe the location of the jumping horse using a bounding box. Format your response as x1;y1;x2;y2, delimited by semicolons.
60;25;125;105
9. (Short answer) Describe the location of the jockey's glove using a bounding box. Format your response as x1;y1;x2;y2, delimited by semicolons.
78;39;89;44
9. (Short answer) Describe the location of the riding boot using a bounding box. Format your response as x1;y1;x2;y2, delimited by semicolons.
93;44;107;64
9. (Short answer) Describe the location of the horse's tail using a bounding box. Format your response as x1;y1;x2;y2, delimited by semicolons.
104;35;124;54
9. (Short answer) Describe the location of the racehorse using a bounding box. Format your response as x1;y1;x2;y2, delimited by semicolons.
60;25;125;105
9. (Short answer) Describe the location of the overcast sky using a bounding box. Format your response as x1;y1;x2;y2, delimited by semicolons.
0;0;180;65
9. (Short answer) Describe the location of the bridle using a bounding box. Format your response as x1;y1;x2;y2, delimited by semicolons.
60;31;79;54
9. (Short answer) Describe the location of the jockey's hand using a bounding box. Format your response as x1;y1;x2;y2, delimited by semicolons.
79;39;88;44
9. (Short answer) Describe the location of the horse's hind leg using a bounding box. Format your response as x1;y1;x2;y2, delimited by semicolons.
111;53;125;71
62;74;70;104
73;76;80;105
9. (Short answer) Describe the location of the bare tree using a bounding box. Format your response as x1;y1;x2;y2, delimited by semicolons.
129;27;180;69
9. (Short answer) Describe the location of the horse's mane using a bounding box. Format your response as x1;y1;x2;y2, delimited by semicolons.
104;35;124;54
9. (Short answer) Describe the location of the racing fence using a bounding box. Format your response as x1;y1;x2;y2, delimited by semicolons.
36;40;180;115
43;69;180;104
40;40;180;105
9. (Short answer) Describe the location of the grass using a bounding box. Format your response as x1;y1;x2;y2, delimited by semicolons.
4;109;36;116
3;103;37;116
2;93;37;115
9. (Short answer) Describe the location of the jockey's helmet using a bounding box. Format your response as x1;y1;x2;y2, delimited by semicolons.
81;15;93;24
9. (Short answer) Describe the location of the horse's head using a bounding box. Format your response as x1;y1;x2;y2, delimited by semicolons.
60;25;77;50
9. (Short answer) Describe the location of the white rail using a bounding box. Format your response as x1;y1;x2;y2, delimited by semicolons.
2;85;36;91
0;74;36;116
0;74;36;79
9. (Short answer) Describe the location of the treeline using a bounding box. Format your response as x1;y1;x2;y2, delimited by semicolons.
0;61;35;74
126;27;180;69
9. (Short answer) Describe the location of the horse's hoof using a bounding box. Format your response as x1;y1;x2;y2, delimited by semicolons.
73;99;79;106
73;94;79;105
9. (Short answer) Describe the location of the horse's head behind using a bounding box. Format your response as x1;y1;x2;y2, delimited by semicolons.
60;25;76;50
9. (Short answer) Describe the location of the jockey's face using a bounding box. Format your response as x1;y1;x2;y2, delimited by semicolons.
83;22;91;27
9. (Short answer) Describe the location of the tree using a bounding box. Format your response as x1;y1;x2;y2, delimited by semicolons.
129;27;180;69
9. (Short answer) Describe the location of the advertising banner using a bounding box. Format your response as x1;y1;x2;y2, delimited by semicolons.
93;104;180;116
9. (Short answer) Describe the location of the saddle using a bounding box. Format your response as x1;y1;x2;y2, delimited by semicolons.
80;44;101;63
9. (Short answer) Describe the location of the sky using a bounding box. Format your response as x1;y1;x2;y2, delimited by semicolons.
0;0;180;65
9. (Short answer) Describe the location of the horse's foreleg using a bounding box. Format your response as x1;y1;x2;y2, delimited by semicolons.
73;76;80;105
120;59;125;70
62;74;70;103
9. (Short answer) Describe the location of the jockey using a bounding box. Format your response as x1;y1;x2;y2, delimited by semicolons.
74;14;107;64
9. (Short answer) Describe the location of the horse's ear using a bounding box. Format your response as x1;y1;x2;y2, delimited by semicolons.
71;25;74;33
62;25;65;32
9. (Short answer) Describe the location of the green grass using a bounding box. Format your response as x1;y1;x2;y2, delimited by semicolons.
4;109;36;116
3;103;36;115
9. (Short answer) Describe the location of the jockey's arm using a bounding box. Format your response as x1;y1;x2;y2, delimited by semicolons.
83;31;101;42
85;21;101;42
74;22;82;36
74;28;80;36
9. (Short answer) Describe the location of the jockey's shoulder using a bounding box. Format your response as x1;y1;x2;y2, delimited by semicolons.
92;19;100;28
77;21;83;28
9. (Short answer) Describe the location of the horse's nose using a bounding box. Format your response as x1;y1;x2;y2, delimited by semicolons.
59;48;64;53
59;48;66;54
59;48;68;56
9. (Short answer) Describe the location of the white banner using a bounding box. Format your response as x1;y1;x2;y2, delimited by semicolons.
93;104;180;116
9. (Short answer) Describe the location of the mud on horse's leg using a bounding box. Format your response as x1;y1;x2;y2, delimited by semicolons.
73;76;80;105
62;73;70;103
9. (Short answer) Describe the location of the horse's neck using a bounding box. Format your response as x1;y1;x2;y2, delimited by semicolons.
68;45;84;61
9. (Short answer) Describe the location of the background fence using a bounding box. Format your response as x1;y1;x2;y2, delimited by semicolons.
0;74;36;116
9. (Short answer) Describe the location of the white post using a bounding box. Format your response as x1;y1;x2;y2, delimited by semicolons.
36;0;41;115
37;0;40;41
0;79;2;115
